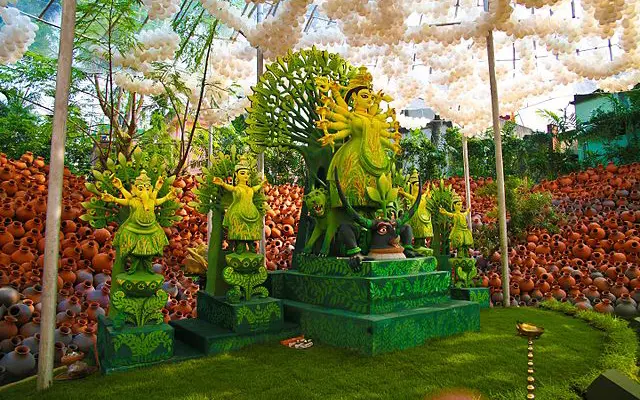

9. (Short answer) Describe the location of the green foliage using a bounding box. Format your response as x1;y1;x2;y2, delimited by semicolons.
477;177;560;241
0;89;94;175
191;146;266;215
452;258;478;288
399;128;446;180
81;148;182;228
539;300;639;392
424;180;460;256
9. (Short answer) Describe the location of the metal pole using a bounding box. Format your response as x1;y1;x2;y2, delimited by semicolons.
462;135;472;231
207;125;213;244
486;30;510;307
256;3;266;256
37;0;77;389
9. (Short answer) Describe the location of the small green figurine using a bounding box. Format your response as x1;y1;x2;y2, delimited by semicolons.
439;199;473;257
399;170;433;251
212;157;267;253
102;171;176;274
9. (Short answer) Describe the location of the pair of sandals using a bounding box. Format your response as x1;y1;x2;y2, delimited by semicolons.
288;338;314;349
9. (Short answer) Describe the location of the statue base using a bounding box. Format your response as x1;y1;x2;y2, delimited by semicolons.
170;291;297;355
197;292;284;334
450;287;490;309
273;255;480;355
97;315;174;374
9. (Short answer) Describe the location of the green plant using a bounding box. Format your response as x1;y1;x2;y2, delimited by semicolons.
424;179;461;256
477;176;560;240
399;128;446;180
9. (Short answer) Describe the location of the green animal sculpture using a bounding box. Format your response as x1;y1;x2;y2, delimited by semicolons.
302;187;347;255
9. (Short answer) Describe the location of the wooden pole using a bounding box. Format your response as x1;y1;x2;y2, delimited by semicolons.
207;125;213;244
37;0;77;389
256;3;266;256
462;135;472;231
486;30;510;307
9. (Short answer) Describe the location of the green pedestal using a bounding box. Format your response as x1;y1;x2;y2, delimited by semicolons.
282;270;451;314
293;254;437;277
284;299;479;355
280;255;481;355
451;287;490;309
197;291;284;334
97;315;174;374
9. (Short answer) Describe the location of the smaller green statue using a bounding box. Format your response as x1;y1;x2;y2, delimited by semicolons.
399;170;433;252
212;157;267;253
439;199;473;257
102;171;176;274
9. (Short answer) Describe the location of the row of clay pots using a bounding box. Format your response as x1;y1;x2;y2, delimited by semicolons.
480;161;640;316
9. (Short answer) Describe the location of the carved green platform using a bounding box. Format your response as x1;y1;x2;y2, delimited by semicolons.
450;287;490;309
170;318;299;355
293;254;437;277
197;291;284;334
97;315;174;374
283;299;479;355
276;255;481;355
282;270;450;314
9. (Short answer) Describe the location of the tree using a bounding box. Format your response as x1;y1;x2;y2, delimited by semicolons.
399;128;446;180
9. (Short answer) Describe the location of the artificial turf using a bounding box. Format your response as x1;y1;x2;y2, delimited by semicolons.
1;307;607;400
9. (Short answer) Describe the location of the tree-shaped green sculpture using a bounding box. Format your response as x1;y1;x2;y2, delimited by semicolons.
246;47;356;186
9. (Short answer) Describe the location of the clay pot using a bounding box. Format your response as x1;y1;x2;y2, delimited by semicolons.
572;243;592;260
19;317;41;338
582;285;600;303
0;287;20;308
614;294;638;318
55;310;76;326
0;316;19;341
57;296;82;314
551;285;567;300
92;228;111;245
54;326;73;345
86;286;110;309
557;272;576;291
594;298;614;314
8;302;33;326
91;253;114;273
2;345;35;378
610;282;629;298
22;333;40;354
0;335;23;353
85;302;105;321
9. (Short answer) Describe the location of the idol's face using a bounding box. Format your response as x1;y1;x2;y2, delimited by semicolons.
354;88;373;109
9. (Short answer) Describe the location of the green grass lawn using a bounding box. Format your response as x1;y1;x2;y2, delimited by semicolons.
2;308;605;400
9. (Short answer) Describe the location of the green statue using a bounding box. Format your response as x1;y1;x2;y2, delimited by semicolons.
399;170;433;251
316;66;401;209
102;171;176;274
439;199;473;257
212;157;267;253
100;170;176;326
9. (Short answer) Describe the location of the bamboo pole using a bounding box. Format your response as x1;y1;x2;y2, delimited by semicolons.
256;3;266;256
207;125;213;244
37;0;77;389
486;30;510;307
462;134;472;230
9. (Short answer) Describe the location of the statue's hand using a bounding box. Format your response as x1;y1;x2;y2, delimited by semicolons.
329;81;341;92
111;176;123;189
392;143;402;155
166;187;177;200
155;176;164;188
102;192;116;202
261;179;268;188
318;134;335;147
439;207;446;214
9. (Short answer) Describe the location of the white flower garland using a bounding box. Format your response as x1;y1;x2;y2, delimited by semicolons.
0;6;38;64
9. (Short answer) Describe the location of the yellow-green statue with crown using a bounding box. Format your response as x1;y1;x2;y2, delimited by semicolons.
399;169;433;255
100;170;177;327
317;66;401;209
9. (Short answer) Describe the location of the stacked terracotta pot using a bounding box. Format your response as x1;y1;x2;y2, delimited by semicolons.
480;162;640;318
264;183;302;271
